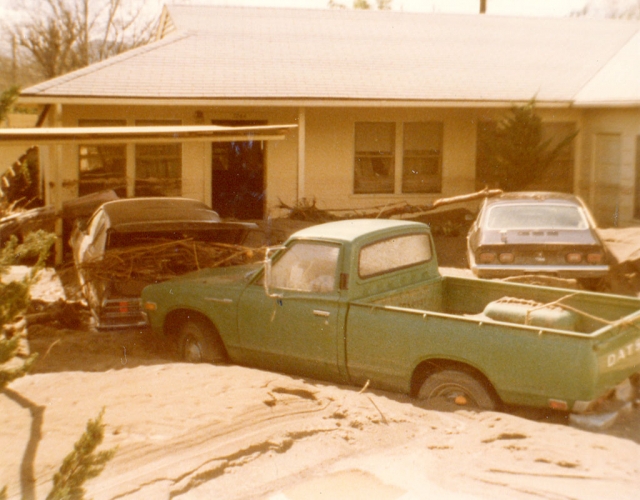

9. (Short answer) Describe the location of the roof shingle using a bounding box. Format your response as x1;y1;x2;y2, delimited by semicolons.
21;5;640;105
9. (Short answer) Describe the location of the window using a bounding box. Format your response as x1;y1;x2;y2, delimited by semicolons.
270;242;340;293
403;122;443;193
135;120;182;197
78;120;126;196
486;204;588;230
354;122;395;194
359;233;432;278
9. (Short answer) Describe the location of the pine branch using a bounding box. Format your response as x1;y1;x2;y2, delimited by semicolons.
47;409;117;500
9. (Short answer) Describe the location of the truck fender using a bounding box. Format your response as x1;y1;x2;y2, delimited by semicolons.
410;358;501;408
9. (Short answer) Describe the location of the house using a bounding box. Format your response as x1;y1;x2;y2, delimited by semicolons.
13;5;640;230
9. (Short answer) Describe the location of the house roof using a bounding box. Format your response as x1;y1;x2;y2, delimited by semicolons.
20;5;640;107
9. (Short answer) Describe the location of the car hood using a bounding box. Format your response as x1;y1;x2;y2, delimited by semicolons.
476;228;602;246
162;262;262;286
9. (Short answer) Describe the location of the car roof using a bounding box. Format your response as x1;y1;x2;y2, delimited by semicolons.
484;191;583;207
100;197;221;227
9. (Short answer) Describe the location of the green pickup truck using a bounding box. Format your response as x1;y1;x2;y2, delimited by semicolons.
142;219;640;418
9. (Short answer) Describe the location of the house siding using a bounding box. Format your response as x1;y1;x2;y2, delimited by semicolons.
581;108;640;227
41;103;594;222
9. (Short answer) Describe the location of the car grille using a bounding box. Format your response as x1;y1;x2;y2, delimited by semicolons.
98;298;147;328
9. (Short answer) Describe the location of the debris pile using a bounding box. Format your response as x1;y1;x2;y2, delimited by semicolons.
77;239;265;284
279;188;503;223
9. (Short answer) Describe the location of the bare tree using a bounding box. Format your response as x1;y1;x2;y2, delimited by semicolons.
6;0;157;81
572;0;640;18
328;0;393;9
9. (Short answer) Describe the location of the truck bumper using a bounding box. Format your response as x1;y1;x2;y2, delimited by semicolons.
470;263;610;279
569;376;639;430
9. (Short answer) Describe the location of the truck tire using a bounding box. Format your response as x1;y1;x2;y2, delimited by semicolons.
178;319;227;364
417;370;496;411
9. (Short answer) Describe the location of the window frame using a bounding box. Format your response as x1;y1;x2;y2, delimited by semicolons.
353;121;444;195
353;122;396;194
402;121;443;194
78;120;127;196
134;120;183;197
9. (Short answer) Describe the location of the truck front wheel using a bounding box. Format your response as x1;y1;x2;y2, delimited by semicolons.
178;319;227;364
418;370;496;411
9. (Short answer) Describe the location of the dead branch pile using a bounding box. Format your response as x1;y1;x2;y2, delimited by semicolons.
278;198;338;222
78;239;265;284
278;188;503;222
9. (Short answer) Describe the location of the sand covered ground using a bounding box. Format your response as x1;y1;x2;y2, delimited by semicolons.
1;223;640;499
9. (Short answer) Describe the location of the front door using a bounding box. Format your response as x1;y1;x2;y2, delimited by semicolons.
211;120;266;219
236;242;344;381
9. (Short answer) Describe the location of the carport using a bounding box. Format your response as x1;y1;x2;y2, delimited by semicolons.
0;123;296;262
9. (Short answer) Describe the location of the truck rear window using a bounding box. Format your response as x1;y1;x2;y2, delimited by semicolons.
359;233;432;278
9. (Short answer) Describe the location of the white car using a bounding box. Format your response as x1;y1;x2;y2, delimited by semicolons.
467;192;609;284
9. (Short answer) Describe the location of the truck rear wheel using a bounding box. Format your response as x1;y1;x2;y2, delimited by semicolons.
178;319;226;364
418;370;496;411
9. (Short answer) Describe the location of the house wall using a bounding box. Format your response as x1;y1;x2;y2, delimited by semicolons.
0;113;38;183
297;107;477;214
580;108;640;227
44;103;587;222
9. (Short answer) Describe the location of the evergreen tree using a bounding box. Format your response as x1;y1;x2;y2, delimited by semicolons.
479;99;577;192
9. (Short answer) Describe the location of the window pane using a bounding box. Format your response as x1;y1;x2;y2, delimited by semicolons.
271;243;340;293
402;122;442;193
78;120;126;196
359;233;432;278
354;122;395;194
135;120;182;197
486;204;588;230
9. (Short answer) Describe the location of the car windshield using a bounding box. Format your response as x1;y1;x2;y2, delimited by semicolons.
485;204;588;230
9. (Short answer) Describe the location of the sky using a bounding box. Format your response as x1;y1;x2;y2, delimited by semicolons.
0;0;596;21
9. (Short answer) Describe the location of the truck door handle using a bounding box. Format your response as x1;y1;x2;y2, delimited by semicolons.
313;310;331;317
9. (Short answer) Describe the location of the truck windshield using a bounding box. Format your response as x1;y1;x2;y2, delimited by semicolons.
270;242;340;293
359;233;432;278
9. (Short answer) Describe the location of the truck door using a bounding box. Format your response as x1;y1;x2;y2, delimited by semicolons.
237;241;344;381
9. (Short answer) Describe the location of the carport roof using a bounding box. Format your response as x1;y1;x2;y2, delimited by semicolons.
20;5;640;106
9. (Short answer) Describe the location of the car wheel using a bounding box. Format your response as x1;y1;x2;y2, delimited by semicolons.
178;319;226;363
417;369;496;411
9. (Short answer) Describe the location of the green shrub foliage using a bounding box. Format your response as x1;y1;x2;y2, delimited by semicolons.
47;409;116;500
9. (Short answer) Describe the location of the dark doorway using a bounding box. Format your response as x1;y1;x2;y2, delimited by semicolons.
211;120;266;219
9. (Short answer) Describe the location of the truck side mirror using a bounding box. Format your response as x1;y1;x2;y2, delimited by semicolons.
263;245;286;298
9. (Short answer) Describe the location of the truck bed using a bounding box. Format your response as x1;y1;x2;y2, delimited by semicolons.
364;276;640;335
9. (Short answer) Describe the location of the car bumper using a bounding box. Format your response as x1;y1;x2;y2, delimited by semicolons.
470;263;610;280
94;297;148;329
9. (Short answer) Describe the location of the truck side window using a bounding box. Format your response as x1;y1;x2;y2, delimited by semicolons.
359;233;431;278
271;242;340;293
